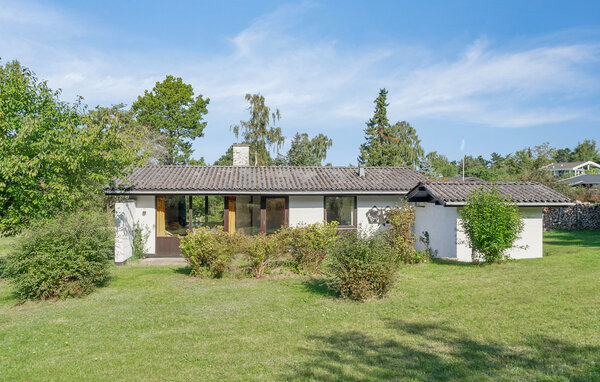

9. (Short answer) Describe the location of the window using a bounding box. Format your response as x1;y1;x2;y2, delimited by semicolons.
157;195;188;236
325;196;355;227
191;195;224;229
235;196;261;235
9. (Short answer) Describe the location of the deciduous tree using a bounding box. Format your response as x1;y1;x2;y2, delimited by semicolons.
231;94;285;166
0;60;142;234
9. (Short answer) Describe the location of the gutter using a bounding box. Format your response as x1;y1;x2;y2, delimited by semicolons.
444;202;576;207
104;190;409;196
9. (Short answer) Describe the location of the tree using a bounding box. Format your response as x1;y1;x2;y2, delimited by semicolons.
571;139;599;162
0;60;142;235
459;187;524;263
132;75;209;164
284;133;333;166
86;104;166;164
417;158;437;178
554;147;573;163
426;151;458;178
359;89;424;167
214;145;233;165
231;94;285;166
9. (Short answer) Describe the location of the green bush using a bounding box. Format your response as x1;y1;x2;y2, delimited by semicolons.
243;234;282;278
385;205;428;264
328;231;401;301
278;221;339;273
131;222;149;260
4;210;113;301
460;186;525;263
180;227;242;278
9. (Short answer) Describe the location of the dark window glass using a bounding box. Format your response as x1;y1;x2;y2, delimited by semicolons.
164;195;188;235
265;197;286;234
325;196;355;226
235;196;261;235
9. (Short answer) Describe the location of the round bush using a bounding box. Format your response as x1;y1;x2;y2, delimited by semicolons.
328;231;402;301
4;210;113;301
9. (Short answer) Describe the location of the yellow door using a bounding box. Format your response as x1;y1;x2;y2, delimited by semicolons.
228;197;236;233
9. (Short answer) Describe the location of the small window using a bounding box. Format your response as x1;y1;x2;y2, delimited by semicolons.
325;196;355;227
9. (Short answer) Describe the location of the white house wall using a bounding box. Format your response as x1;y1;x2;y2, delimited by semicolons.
456;207;543;261
114;200;135;263
413;203;459;259
288;195;324;226
357;195;405;235
131;196;156;255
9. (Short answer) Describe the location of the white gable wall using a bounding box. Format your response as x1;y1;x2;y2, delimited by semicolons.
457;207;543;261
415;203;544;262
413;203;459;259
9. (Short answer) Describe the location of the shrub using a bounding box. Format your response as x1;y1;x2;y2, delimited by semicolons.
180;227;242;278
243;234;282;278
278;221;339;273
328;231;401;301
460;186;525;263
4;210;113;301
385;205;428;264
131;222;149;260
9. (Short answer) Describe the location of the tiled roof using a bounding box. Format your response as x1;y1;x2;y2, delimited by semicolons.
105;166;427;195
406;181;573;206
541;161;600;170
561;174;600;185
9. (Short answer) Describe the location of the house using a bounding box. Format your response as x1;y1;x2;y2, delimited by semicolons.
105;145;427;263
560;174;600;189
540;161;600;177
407;181;573;261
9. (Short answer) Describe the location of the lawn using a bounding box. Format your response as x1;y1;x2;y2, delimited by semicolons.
1;231;599;381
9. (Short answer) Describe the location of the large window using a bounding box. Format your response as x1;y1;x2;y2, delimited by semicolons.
325;196;355;227
157;195;188;236
191;195;224;229
235;196;261;235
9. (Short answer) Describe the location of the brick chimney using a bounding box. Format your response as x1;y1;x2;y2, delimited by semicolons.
232;144;250;166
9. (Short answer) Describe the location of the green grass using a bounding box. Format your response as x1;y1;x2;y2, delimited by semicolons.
1;231;599;381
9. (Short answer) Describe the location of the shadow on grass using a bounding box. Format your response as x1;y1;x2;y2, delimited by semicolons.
283;320;600;381
173;266;193;276
430;258;480;267
544;230;600;249
301;277;339;299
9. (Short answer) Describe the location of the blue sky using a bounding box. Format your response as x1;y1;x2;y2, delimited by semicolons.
1;0;599;164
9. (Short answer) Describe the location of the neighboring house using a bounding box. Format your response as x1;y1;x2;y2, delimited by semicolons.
407;181;573;262
560;174;600;189
105;145;426;262
540;161;600;177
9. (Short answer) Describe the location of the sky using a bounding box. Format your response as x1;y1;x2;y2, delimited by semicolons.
1;0;599;165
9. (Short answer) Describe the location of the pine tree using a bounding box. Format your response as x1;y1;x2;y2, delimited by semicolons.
358;89;424;167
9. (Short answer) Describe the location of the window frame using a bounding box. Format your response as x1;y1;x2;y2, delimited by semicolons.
323;195;357;229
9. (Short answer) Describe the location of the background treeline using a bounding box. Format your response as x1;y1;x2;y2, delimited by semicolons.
1;60;598;235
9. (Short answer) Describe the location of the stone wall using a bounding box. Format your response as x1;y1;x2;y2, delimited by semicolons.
543;203;600;231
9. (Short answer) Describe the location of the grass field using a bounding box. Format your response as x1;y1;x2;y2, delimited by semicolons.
1;231;599;381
